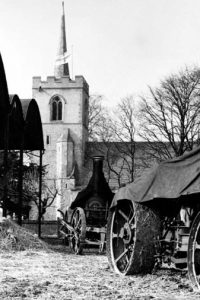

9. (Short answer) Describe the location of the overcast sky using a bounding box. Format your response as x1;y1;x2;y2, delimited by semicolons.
0;0;200;106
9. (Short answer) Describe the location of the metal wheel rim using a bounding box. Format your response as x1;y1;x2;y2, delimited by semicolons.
188;212;200;290
70;208;86;254
69;236;81;254
109;201;136;274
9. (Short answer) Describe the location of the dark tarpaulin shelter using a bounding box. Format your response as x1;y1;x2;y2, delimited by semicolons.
0;53;44;236
0;54;10;116
8;95;24;149
111;146;200;214
7;96;44;151
21;99;44;151
0;52;44;151
0;54;11;150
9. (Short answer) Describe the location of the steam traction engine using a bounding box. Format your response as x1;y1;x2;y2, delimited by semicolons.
58;156;113;254
106;146;200;291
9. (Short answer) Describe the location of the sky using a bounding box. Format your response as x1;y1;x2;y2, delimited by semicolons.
0;0;200;107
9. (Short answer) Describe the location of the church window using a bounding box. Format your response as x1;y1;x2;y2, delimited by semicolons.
52;101;57;120
58;101;62;120
46;135;50;145
51;96;63;121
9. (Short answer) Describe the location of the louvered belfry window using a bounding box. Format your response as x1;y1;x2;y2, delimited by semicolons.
51;96;62;121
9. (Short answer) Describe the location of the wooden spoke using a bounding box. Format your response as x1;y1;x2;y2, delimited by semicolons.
74;213;79;224
75;217;81;230
112;232;118;239
115;248;129;263
118;209;129;222
128;214;135;225
195;242;200;250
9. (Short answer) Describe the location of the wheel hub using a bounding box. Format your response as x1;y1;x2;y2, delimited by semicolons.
119;222;132;244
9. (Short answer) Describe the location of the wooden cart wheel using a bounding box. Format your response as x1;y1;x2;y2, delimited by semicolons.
188;211;200;290
63;211;69;245
69;207;86;255
106;200;161;275
57;210;65;239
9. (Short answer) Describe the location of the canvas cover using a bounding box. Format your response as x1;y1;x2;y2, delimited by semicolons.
111;146;200;208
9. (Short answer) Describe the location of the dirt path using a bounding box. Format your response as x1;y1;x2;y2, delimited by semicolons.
0;245;200;300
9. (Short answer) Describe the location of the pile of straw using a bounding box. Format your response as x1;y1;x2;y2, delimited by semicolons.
0;219;48;251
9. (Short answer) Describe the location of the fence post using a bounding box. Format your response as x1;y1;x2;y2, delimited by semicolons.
38;149;43;238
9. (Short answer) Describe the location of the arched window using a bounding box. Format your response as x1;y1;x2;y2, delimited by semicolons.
51;96;62;121
58;101;62;120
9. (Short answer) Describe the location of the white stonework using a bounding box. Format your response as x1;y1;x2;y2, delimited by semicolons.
30;5;89;220
32;76;89;220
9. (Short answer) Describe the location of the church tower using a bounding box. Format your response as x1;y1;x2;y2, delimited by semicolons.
32;2;89;219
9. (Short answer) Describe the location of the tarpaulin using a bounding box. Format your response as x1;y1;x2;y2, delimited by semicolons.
111;146;200;209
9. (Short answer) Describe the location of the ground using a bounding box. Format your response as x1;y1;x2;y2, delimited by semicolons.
0;245;200;300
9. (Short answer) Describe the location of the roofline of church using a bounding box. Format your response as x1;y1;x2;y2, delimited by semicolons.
32;75;89;95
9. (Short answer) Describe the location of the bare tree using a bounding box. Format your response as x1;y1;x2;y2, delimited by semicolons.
109;96;137;184
23;165;60;220
139;66;200;161
87;96;138;187
31;181;60;219
88;95;112;141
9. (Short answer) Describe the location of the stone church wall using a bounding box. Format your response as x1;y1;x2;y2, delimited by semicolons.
32;75;89;220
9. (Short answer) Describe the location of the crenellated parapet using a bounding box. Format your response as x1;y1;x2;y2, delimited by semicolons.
32;75;89;95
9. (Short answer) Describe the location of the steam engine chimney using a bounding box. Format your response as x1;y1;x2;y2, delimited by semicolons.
70;156;113;210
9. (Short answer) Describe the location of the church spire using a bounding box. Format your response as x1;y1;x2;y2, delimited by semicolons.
54;1;70;78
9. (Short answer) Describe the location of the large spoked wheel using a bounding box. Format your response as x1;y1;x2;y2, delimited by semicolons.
69;207;86;255
106;200;161;275
188;211;200;290
57;210;69;245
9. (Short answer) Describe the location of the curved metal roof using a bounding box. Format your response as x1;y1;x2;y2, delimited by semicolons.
0;54;44;151
0;54;11;149
0;54;10;115
21;99;44;150
9;95;24;150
